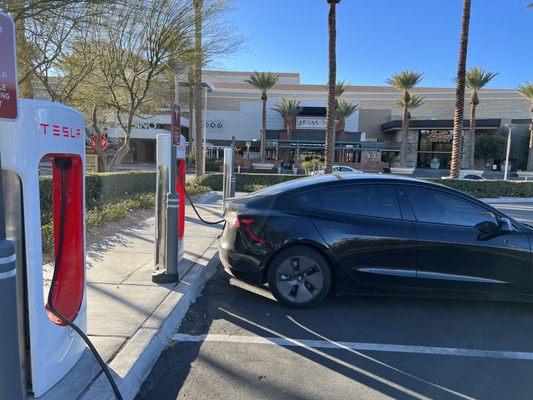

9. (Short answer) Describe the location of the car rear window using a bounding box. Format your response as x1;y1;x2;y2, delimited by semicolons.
295;184;401;220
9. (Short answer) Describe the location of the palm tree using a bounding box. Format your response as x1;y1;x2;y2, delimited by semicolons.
193;0;204;176
518;83;533;171
323;80;350;104
245;72;279;161
465;67;497;169
396;94;425;119
450;0;472;179
272;98;301;140
387;70;424;167
273;98;301;165
324;0;341;174
336;99;358;132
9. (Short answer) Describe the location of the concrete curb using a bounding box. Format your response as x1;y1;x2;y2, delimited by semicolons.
79;248;220;400
482;198;533;204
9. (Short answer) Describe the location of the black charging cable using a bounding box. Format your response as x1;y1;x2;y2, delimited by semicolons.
177;172;225;225
47;157;123;400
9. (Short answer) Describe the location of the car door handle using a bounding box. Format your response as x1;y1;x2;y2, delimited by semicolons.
504;239;518;248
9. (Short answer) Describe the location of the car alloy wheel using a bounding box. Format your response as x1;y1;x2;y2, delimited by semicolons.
268;246;331;308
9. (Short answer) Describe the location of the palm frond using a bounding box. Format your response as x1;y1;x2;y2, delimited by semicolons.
396;94;425;110
322;80;350;98
387;70;424;92
336;98;359;120
245;71;279;92
272;98;301;119
465;67;497;92
518;82;533;101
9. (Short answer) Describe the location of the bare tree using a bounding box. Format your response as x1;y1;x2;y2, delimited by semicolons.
2;0;112;98
89;0;195;171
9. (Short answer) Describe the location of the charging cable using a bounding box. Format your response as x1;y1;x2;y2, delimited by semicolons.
47;157;123;400
177;172;225;225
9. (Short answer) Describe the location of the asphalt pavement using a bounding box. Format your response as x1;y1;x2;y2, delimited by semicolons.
136;202;533;400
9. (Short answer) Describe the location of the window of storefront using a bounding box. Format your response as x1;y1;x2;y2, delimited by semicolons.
417;130;453;168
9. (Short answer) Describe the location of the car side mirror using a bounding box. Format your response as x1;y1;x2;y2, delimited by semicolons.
498;217;514;233
476;221;499;235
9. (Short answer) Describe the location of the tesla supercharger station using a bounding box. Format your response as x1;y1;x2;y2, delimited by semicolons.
154;133;186;273
0;100;86;397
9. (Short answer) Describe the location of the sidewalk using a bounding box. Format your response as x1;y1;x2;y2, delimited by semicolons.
38;194;225;400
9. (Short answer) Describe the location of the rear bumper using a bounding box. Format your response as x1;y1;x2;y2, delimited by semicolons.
218;239;265;285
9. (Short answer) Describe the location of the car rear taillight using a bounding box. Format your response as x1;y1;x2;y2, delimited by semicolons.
225;213;267;244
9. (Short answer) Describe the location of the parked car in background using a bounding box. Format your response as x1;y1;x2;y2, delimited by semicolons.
219;174;532;308
315;165;363;175
460;173;485;180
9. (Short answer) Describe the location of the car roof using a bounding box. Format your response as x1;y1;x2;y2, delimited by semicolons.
250;173;427;197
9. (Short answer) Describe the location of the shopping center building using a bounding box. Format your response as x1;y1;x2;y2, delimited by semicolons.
107;70;532;171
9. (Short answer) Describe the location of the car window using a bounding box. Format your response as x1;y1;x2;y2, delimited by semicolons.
338;167;350;172
405;186;497;227
296;184;401;220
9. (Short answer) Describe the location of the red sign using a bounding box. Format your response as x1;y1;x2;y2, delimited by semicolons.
172;103;180;146
0;12;18;121
89;133;108;150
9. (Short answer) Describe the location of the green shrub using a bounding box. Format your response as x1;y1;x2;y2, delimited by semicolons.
40;171;156;225
205;159;221;172
192;173;300;193
427;179;533;198
42;193;156;254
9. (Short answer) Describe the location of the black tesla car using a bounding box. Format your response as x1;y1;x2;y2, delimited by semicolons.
218;174;533;307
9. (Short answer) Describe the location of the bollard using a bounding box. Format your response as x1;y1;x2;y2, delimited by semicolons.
223;147;235;203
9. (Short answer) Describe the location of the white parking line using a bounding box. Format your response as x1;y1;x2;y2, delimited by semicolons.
172;333;533;361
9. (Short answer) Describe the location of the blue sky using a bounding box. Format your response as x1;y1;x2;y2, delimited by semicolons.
218;0;532;89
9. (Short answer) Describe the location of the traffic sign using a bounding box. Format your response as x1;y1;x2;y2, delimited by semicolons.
172;103;180;146
0;12;18;121
101;136;108;151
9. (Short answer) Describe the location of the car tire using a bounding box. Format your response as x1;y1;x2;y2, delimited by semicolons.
267;246;331;308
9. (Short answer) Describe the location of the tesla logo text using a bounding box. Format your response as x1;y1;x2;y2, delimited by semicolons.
39;122;81;139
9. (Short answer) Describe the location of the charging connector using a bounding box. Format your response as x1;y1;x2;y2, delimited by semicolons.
47;157;123;400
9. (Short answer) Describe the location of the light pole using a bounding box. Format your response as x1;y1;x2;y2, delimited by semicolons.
504;122;514;181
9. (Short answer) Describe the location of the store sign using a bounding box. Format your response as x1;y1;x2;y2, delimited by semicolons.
206;120;223;133
427;130;452;143
0;12;18;121
296;117;326;130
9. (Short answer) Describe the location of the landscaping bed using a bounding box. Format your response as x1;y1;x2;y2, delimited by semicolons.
40;171;210;256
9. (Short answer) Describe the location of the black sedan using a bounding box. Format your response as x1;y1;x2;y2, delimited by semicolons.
218;174;533;307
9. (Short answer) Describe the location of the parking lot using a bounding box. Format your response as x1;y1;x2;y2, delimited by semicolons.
137;203;533;400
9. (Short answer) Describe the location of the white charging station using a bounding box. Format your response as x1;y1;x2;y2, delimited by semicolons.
0;100;86;397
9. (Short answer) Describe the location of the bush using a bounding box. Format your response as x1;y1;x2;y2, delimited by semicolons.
192;173;301;192
205;159;221;172
42;193;156;254
40;171;156;225
427;179;533;198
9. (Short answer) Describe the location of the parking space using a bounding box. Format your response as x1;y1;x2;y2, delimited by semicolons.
136;202;533;400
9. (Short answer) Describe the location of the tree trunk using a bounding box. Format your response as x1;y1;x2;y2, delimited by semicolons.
527;107;533;171
260;94;267;161
469;103;477;169
188;71;195;161
194;0;204;177
450;0;471;179
324;1;337;174
400;91;410;167
109;135;130;171
15;14;33;99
